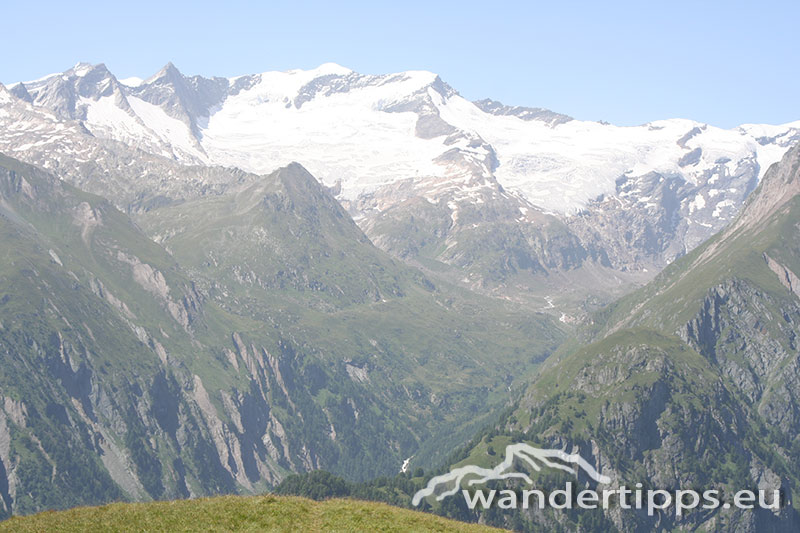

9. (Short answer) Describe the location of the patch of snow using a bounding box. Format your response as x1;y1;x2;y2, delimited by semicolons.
119;76;144;87
81;96;150;142
401;456;413;474
73;63;93;77
201;66;443;199
689;194;706;213
127;96;203;160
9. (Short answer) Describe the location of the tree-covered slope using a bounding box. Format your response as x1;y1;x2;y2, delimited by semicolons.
432;144;800;532
0;154;564;519
137;162;567;470
0;153;228;516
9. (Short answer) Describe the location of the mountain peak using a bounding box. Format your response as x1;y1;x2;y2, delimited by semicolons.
71;62;95;77
0;81;25;106
147;62;184;84
263;163;347;213
68;62;116;84
0;83;10;104
310;62;352;76
274;162;325;191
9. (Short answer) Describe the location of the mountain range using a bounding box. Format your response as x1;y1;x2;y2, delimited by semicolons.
0;61;799;531
3;63;799;313
273;140;800;533
0;151;560;518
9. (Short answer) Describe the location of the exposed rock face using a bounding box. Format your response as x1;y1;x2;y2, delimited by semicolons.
115;250;202;330
764;253;800;296
472;98;574;127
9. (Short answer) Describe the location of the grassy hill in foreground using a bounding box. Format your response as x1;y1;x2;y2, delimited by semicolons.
0;495;504;532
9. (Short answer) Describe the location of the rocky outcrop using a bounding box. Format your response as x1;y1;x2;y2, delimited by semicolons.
116;250;202;330
764;253;800;296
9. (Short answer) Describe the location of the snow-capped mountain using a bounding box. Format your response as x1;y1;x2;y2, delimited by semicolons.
0;78;253;210
3;62;799;305
8;62;212;163
11;62;798;211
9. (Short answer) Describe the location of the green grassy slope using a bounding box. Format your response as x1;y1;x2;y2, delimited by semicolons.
0;495;505;532
0;154;565;519
137;163;566;471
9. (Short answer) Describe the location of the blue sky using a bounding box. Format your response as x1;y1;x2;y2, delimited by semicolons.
2;0;797;128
